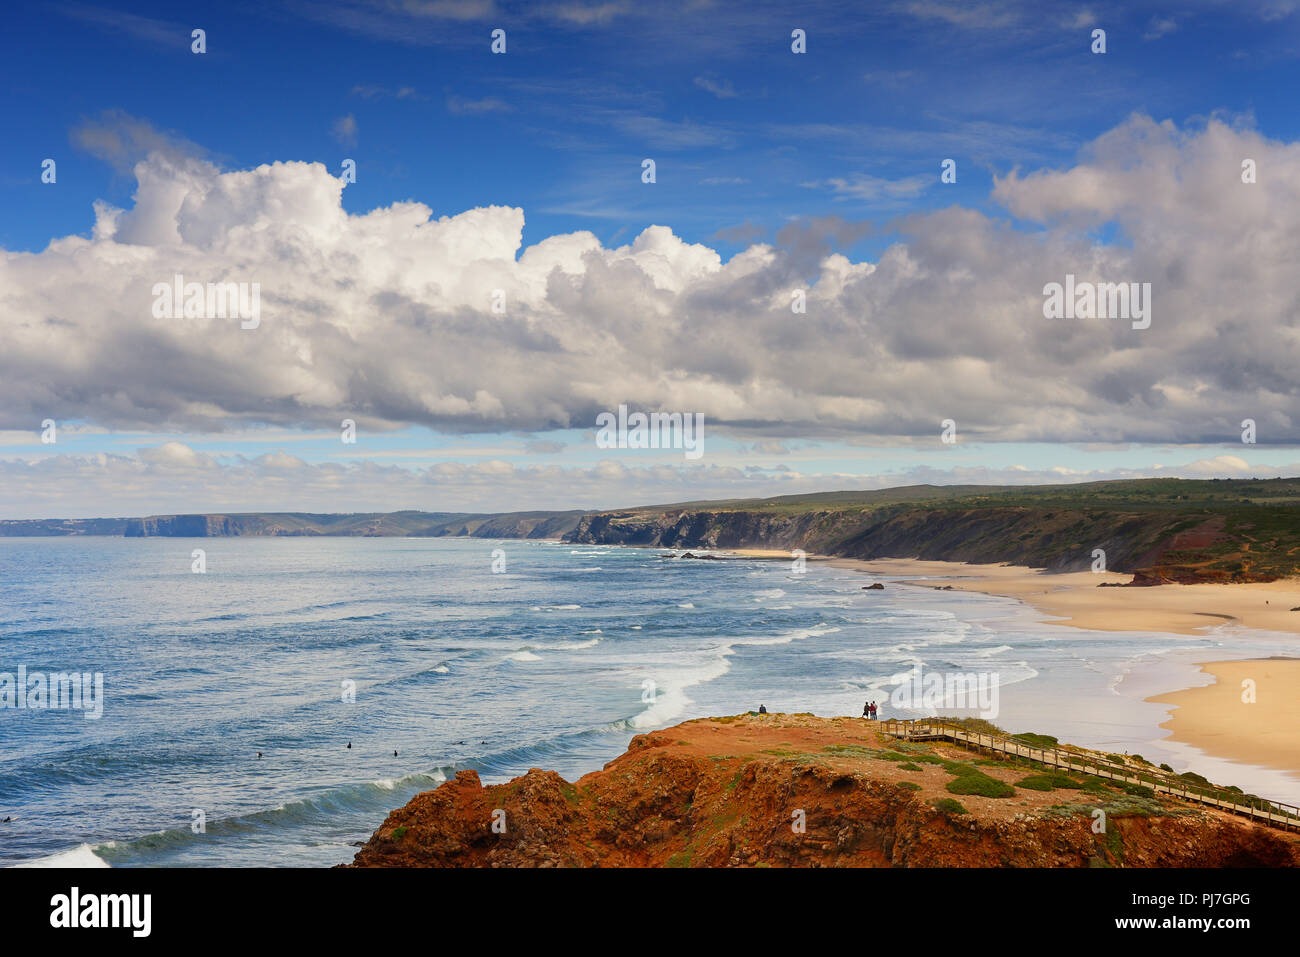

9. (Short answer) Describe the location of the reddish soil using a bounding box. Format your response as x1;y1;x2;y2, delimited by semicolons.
347;713;1300;868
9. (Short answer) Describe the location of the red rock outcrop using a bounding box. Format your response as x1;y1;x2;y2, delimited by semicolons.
348;714;1300;868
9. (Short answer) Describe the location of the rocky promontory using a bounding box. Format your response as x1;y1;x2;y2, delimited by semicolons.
348;713;1300;868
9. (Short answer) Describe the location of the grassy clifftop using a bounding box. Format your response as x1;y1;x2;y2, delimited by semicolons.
5;477;1298;581
349;713;1300;868
566;477;1300;582
0;509;585;540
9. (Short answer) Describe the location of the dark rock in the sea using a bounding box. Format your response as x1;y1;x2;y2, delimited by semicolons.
1124;571;1177;586
862;583;885;590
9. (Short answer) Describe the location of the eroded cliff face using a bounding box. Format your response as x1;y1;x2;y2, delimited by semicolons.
566;507;1193;574
568;509;849;551
117;510;584;538
348;714;1300;868
565;505;1278;582
125;514;246;537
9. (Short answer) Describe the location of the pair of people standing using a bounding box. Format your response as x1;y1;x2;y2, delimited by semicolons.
862;700;878;719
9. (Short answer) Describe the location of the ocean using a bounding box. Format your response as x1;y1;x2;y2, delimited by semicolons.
3;536;1298;867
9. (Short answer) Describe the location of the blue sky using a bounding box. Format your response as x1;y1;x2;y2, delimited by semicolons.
2;1;1299;516
7;0;1298;255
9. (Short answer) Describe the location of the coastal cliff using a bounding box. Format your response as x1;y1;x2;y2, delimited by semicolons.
7;477;1299;583
116;510;584;538
348;713;1300;868
566;505;1180;571
565;478;1300;582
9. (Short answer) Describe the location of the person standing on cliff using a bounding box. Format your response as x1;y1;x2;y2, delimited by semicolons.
863;700;871;719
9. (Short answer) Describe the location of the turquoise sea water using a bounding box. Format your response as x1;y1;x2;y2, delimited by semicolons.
2;536;1297;867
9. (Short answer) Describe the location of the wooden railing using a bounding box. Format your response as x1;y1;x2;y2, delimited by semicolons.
877;719;1300;832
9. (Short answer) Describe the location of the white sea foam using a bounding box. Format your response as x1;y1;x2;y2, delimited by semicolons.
737;624;840;647
914;628;972;646
996;661;1039;686
879;610;957;623
12;843;110;868
627;624;840;729
629;656;731;728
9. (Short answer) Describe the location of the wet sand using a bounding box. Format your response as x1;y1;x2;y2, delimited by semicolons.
1149;660;1300;780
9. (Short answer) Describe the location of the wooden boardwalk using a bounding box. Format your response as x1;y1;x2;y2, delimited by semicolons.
878;719;1300;832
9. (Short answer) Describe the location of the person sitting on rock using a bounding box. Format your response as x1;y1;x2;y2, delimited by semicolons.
758;704;768;714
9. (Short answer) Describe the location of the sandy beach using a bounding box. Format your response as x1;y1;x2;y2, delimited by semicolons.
1150;660;1300;781
823;556;1300;637
726;549;1300;636
725;550;1300;783
832;557;1300;780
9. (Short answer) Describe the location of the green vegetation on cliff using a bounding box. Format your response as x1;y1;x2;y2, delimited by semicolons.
567;477;1300;582
5;477;1299;582
0;509;585;539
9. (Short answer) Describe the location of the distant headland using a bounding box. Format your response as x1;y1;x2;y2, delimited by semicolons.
6;476;1300;585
